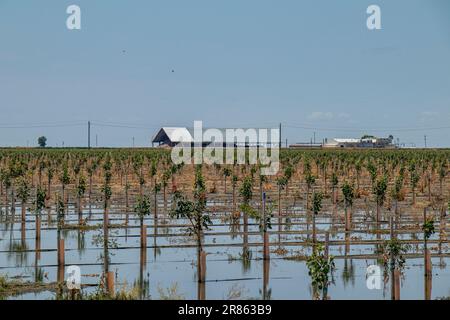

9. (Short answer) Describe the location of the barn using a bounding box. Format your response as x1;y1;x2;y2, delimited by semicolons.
151;127;193;147
151;127;279;148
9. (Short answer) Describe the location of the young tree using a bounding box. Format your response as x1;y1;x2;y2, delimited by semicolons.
342;182;354;232
307;243;335;300
46;165;54;204
373;176;388;223
76;175;86;223
367;161;377;190
312;191;323;244
0;169;11;214
171;166;211;283
331;172;338;205
59;164;71;210
222;167;232;194
17;177;30;245
231;174;238;217
276;176;287;216
410;168;419;205
438;162;447;197
305;170;316;213
134;195;151;249
34;187;46;242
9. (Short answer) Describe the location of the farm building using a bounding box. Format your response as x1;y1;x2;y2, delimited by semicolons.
152;127;279;148
152;127;193;147
323;135;395;148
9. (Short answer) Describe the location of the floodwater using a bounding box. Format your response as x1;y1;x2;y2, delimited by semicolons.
1;199;449;300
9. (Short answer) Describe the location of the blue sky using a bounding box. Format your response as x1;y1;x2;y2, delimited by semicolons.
1;0;449;147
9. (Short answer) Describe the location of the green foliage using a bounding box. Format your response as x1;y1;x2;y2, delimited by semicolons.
37;136;47;148
391;171;404;201
378;239;411;272
59;165;71;186
222;167;232;178
239;176;253;204
283;165;294;181
0;169;11;189
134;195;152;219
276;176;288;190
306;244;335;291
56;196;65;222
171;191;212;237
154;182;161;194
331;172;338;187
422;219;435;240
410;170;419;189
77;175;87;197
102;157;113;203
34;187;46;214
367;162;377;184
305;172;316;189
231;174;238;188
17;178;30;202
373;176;388;206
170;167;211;238
312;192;323;215
342;182;355;207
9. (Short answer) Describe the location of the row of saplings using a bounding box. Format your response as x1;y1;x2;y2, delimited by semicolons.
58;162;447;300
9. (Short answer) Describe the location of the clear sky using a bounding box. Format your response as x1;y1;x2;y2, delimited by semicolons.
1;0;450;147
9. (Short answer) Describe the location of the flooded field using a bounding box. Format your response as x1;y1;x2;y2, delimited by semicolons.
0;149;449;300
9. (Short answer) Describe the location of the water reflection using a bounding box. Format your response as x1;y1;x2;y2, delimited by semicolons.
0;200;449;300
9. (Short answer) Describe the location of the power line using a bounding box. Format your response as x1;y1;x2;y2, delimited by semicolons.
283;123;450;133
0;123;85;129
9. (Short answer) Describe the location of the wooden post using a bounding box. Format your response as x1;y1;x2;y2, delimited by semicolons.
425;249;432;277
58;239;65;266
197;281;206;300
198;250;207;283
263;258;270;300
107;271;115;296
263;192;270;261
263;233;270;261
140;224;147;249
376;204;380;225
423;207;432;278
425;270;432;300
394;269;401;300
36;216;41;240
344;204;350;232
104;204;109;234
57;239;65;283
440;205;446;240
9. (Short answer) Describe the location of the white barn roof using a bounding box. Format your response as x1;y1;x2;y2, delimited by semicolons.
160;127;193;143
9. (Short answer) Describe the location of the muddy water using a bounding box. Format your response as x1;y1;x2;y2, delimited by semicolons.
0;202;449;300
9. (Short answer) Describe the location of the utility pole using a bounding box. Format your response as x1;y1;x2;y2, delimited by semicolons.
96;135;98;148
279;123;282;148
88;121;91;149
132;137;135;148
424;135;427;148
313;132;316;144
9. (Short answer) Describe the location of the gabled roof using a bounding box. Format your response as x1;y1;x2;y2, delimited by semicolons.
152;127;193;143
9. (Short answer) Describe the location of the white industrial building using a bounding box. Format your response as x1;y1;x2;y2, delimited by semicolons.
323;136;395;148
